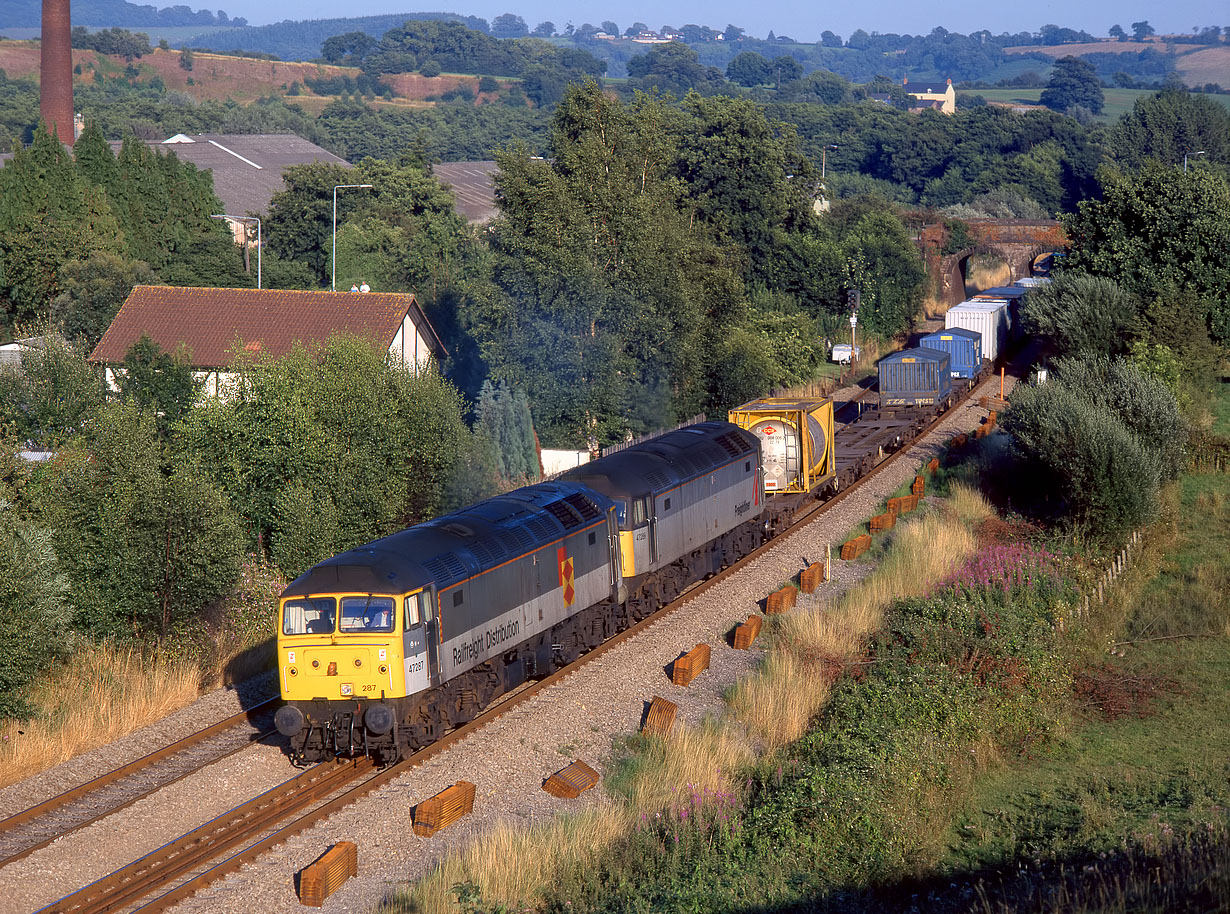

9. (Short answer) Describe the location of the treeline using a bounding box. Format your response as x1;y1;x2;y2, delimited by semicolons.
0;0;245;28
185;12;489;61
0;124;314;341
70;26;152;59
466;82;925;445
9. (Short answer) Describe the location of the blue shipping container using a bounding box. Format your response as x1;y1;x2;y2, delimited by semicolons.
920;328;982;379
878;348;952;407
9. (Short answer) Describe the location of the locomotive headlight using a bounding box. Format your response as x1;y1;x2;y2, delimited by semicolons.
340;683;353;696
288;667;298;677
354;658;362;668
378;664;388;675
312;659;320;668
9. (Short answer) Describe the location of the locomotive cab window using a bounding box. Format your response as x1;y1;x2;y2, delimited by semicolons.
405;590;431;627
664;497;671;511
339;595;395;633
631;497;649;526
282;597;336;636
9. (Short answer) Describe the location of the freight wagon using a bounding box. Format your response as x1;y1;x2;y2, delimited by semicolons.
878;348;954;408
920;328;984;381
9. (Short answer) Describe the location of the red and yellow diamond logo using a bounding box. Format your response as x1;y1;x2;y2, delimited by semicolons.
557;546;575;607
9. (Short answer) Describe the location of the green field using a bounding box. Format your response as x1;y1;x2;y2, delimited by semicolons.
960;87;1230;121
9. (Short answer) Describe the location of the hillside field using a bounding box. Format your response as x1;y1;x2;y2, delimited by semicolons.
1005;39;1230;86
0;38;497;106
961;86;1230;121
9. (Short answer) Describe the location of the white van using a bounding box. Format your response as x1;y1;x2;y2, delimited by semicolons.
831;343;861;364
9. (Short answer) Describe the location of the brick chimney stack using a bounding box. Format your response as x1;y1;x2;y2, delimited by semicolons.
40;0;75;146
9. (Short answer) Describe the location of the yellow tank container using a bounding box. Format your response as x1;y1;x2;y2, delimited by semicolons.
728;397;835;495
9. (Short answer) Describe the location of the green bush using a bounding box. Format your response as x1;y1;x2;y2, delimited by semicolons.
1004;382;1158;539
1020;273;1140;358
37;403;245;640
175;335;493;571
0;500;71;719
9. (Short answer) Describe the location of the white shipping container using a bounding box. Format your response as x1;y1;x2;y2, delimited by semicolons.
1013;276;1051;288
944;300;1010;361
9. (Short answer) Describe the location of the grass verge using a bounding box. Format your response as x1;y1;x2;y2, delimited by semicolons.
0;642;201;789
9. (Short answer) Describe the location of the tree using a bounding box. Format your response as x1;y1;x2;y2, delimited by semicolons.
723;24;745;41
819;30;842;48
1131;20;1155;41
0;335;106;448
176;335;486;560
1107;87;1230;170
0;127;124;331
38;403;245;640
532;21;555;37
726;51;772;87
1061;163;1230;342
116;336;200;432
1003;355;1181;540
321;31;377;64
50;252;154;350
1040;56;1104;114
491;13;528;38
600;21;619;36
1019;273;1140;357
1109;24;1127;41
0;497;71;719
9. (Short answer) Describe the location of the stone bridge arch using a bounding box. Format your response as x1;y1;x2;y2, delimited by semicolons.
917;220;1068;308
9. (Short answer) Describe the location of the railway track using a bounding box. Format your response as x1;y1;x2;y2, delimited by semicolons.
32;364;1007;914
0;698;278;868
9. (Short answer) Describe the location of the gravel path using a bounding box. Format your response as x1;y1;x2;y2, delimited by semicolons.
0;372;1019;914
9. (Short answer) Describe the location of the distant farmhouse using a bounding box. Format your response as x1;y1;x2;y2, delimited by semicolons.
903;77;957;114
89;286;447;397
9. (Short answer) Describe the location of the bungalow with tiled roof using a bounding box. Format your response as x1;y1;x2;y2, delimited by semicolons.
88;286;447;397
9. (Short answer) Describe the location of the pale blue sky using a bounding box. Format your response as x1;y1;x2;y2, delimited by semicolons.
245;2;1226;43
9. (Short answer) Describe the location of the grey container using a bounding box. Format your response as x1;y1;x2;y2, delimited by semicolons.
945;300;1010;361
878;348;952;407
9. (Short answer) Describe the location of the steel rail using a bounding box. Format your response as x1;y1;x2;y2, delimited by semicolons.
0;698;278;867
37;362;1013;914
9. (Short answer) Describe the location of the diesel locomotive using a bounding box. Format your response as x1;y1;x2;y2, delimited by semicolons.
274;421;763;764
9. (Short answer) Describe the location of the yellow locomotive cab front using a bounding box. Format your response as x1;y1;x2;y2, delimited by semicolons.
279;593;404;702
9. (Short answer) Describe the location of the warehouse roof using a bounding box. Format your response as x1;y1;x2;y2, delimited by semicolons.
108;133;350;216
89;286;445;368
432;161;499;223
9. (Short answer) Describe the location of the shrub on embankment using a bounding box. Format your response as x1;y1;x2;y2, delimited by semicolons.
1003;354;1184;541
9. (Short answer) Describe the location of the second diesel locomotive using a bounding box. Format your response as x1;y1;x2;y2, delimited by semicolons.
274;421;763;764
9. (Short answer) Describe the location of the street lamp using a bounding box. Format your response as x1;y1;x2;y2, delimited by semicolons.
332;183;374;291
1184;150;1205;173
211;214;261;289
821;144;838;180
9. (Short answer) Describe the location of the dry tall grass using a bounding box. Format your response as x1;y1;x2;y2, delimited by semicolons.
400;720;753;913
398;483;995;913
0;642;201;789
733;484;992;746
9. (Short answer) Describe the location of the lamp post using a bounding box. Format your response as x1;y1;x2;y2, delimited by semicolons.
1183;150;1205;173
821;144;837;180
211;214;261;289
332;183;373;291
